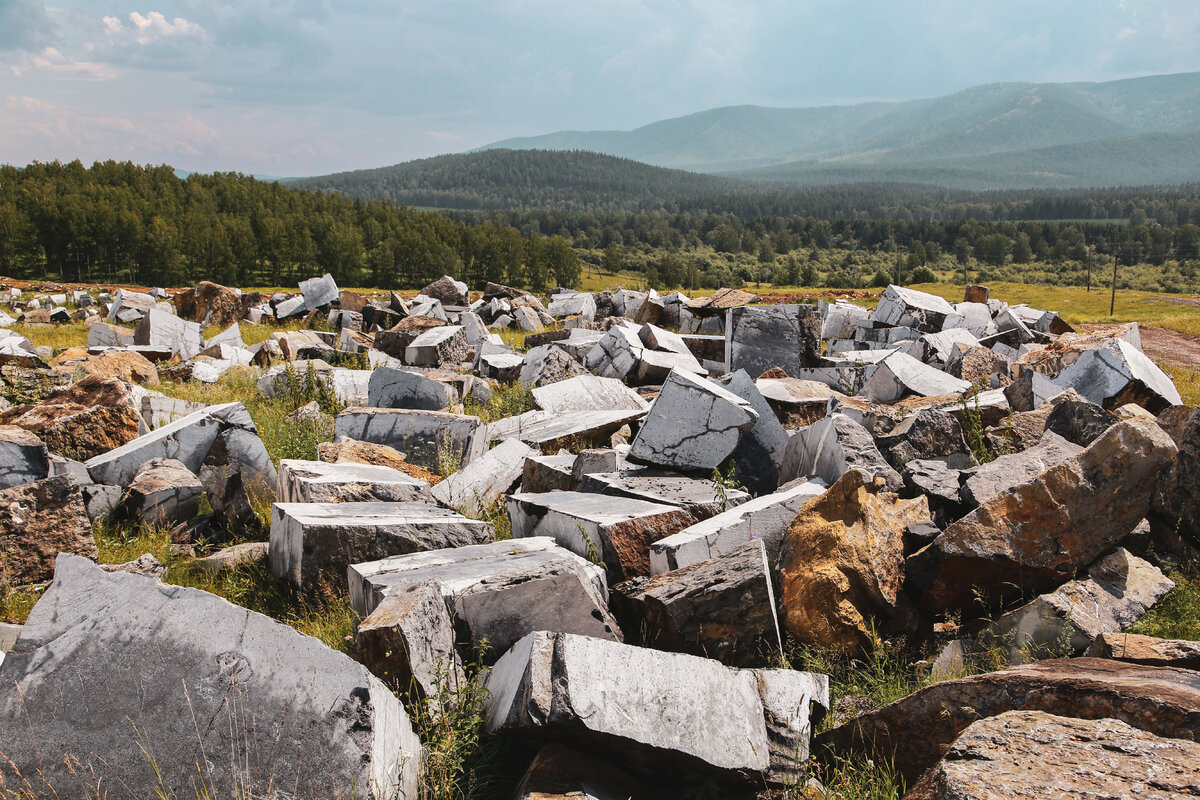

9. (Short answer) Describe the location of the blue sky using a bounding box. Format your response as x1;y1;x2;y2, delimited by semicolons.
2;0;1199;176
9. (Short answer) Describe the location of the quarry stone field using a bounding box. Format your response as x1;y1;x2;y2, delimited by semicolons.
0;274;1198;799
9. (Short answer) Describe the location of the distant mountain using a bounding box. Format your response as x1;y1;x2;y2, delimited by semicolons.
480;72;1200;188
292;148;738;211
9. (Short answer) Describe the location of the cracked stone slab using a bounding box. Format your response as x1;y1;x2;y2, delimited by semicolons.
278;459;431;503
488;408;645;453
334;408;487;471
431;438;536;516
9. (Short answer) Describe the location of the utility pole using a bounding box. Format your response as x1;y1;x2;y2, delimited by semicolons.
1085;244;1092;293
1110;254;1118;316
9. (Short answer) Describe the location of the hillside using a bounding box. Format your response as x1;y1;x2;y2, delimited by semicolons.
292;149;737;211
480;72;1200;188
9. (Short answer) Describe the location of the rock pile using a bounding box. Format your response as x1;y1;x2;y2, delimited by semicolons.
0;277;1194;797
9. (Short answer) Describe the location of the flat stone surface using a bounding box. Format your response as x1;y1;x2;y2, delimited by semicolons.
530;374;648;413
905;711;1200;800
725;304;821;378
368;366;458;410
726;369;790;495
488;408;644;453
960;430;1081;506
628;368;758;471
577;470;749;518
120;457;204;526
349;537;618;663
431;437;535;516
1054;338;1182;413
0;424;49;489
779;413;902;491
278;459;431;503
485;631;829;787
861;352;972;403
0;554;420;800
269;501;493;591
508;490;697;581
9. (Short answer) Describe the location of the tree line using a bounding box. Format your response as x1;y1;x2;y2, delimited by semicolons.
0;160;581;290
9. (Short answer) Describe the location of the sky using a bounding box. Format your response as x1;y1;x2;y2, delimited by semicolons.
2;0;1199;177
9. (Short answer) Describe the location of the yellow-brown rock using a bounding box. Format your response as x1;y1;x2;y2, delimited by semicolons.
779;469;929;655
51;348;159;386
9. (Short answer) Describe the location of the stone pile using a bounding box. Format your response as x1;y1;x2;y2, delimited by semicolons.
0;276;1195;798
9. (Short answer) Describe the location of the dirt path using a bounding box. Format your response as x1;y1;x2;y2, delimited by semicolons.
1140;326;1200;371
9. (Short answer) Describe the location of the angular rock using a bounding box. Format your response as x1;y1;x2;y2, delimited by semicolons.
578;470;749;518
725;304;822;378
583;324;645;381
959;430;1081;506
520;453;577;493
0;475;96;586
404;325;467;367
571;448;619;481
508;491;697;581
779;413;903;492
725;369;790;495
519;344;589;386
278;459;431;503
876;408;969;467
780;469;929;655
530;374;648;413
485;631;829;787
1003;366;1063;412
0;554;420;798
86;320;135;347
903;459;967;524
318;437;412;471
1152;404;1200;547
628;369;758;471
0;425;49;490
1085;632;1200;670
871;285;956;330
120;458;205;526
269;501;493;591
612;541;777;665
906;710;1200;800
173;280;245;327
53;348;159;385
106;288;156;322
196;426;278;536
860;352;971;403
192;541;270;575
1044;395;1118;446
133;307;203;359
334;408;487;472
1054;337;1182;413
419;275;468;306
513;744;651;800
546;291;596;320
367;366;458;410
299;272;339;310
908;418;1177;615
353;580;464;701
430;438;535;516
10;388;144;462
818;658;1200;784
349;537;618;663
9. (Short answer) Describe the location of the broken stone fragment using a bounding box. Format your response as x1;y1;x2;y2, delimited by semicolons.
0;424;49;490
906;710;1200;800
860;351;971;403
816;657;1200;785
628;368;758;471
0;475;96;586
349;537;619;664
278;459;431;503
1151;404;1200;550
1053;337;1181;413
430;438;534;516
367;366;459;410
778;413;902;492
612;541;777;665
725;369;790;495
1085;632;1200;670
404;325;467;367
724;304;822;378
958;430;1081;507
779;469;929;655
577;469;749;518
908;418;1177;615
530;374;647;413
487;408;645;453
120;458;205;527
334;408;487;472
484;631;829;788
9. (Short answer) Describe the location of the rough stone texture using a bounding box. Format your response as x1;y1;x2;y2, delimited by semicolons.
431;438;535;516
349;538;618;664
628;368;758;471
1085;632;1200;670
726;369;790;495
299;272;339;310
1003;367;1064;412
583;324;645;381
530;374;647;413
508;491;698;582
821;658;1200;786
192;541;270;575
319;437;413;471
279;459;431;503
197;427;278;537
520;453;577;493
724;305;821;378
1044;396;1118;446
756;376;838;428
1151;404;1200;547
959;430;1082;507
0;554;421;798
334;408;487;471
861;352;972;403
936;548;1173;674
612;541;777;665
513;744;652;800
0;475;96;585
877;408;969;467
11;398;143;461
52;348;159;385
571;448;620;481
909;419;1178;615
134;307;204;359
488;408;645;454
120;458;205;526
405;325;468;367
353;580;464;701
1054;337;1182;413
0;424;49;489
779;413;903;492
485;631;829;787
419;275;469;306
780;470;929;655
905;710;1200;800
173;280;245;327
904;459;967;523
650;479;826;573
368;366;458;410
945;345;1007;387
577;470;748;518
269;501;493;592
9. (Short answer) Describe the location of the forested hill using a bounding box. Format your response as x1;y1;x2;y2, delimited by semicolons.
291;149;738;211
480;72;1200;189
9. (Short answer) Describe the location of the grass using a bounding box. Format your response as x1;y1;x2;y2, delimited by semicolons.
9;322;90;351
463;381;533;425
1164;364;1200;405
1129;562;1200;641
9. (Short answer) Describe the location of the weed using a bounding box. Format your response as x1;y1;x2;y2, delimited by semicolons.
958;390;993;464
436;433;464;478
801;753;905;800
462;382;532;425
1130;560;1200;641
710;460;741;512
0;585;44;625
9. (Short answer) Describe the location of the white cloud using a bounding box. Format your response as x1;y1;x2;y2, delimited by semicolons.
104;11;207;46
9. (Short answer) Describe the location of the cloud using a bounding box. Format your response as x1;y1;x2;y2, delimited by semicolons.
102;11;207;46
425;130;464;143
0;0;54;52
3;47;118;80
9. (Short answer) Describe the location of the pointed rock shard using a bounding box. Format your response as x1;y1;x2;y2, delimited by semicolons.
430;438;535;516
628;368;758;471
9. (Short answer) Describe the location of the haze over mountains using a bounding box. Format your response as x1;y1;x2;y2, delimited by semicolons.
295;72;1200;206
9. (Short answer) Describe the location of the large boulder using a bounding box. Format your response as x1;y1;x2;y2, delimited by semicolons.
9;388;144;462
1152;405;1200;549
119;458;206;527
726;369;790;495
958;430;1081;507
1085;632;1200;670
0;425;49;489
430;438;535;516
1053;337;1182;413
779;413;903;492
724;305;822;378
816;658;1200;784
485;631;829;788
905;711;1200;800
0;475;96;586
367;367;458;410
278;459;431;503
779;469;929;655
173;280;245;327
908;418;1178;615
333;408;487;472
0;554;421;798
419;275;469;306
628;368;758;471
